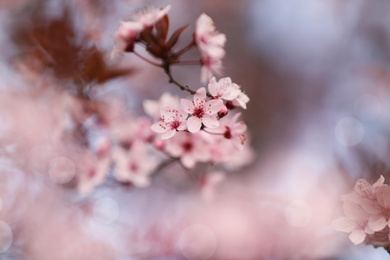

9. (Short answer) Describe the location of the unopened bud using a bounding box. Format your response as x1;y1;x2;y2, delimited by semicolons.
153;138;165;150
218;105;228;118
225;101;236;110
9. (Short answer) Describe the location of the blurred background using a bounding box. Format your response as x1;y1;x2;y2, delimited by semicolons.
1;0;390;259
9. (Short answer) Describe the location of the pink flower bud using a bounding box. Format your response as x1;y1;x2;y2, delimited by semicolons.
153;138;165;150
225;101;236;110
217;104;228;118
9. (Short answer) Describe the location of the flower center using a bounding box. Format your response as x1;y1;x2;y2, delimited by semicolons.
130;162;138;172
193;107;205;118
182;141;193;152
170;120;181;130
224;127;232;139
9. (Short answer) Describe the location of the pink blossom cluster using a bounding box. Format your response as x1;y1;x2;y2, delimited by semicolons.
332;175;390;247
9;4;253;197
145;86;250;169
112;5;226;83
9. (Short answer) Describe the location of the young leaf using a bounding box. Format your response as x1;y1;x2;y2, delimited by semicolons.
166;25;189;51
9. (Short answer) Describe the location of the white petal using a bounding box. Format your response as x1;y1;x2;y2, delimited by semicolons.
201;64;213;84
194;88;207;106
208;77;218;97
331;217;355;233
187;117;202;133
349;230;366;245
373;175;385;188
368;214;387;231
360;198;381;214
206;99;224;114
161;129;176;140
202;115;219;129
160;105;174;119
181;99;194;114
177;120;187;131
151;121;168;133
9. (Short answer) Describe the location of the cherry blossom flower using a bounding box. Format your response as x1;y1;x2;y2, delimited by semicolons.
208;77;241;100
77;152;111;194
194;14;226;83
195;14;226;59
113;141;156;187
111;5;171;57
164;131;210;168
232;87;250;109
205;113;247;149
181;87;223;133
111;22;142;56
363;185;390;232
331;200;375;245
151;105;187;139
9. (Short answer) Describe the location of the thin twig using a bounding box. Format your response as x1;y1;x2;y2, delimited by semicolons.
175;40;196;57
171;60;201;66
163;63;212;97
133;51;162;67
163;63;197;95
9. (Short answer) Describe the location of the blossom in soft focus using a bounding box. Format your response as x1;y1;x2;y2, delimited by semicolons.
332;176;390;247
113;141;156;187
181;87;223;133
332;200;374;245
208;77;241;100
111;22;142;56
164;131;210;168
206;112;247;149
231;87;250;109
111;5;171;56
151;105;188;139
77;152;111;194
194;14;226;83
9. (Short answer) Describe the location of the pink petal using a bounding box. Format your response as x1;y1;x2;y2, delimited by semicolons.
208;77;218;97
160;105;174;119
151;121;168;133
182;155;196;169
177;120;187;131
360;198;381;214
181;99;194;114
331;217;355;233
194;88;207;106
368;214;387;231
349;230;366;245
178;108;188;119
375;185;390;209
201;64;213;84
373;175;385;188
187;117;202;133
202;114;219;129
206;99;224;114
161;129;176;140
354;179;371;196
